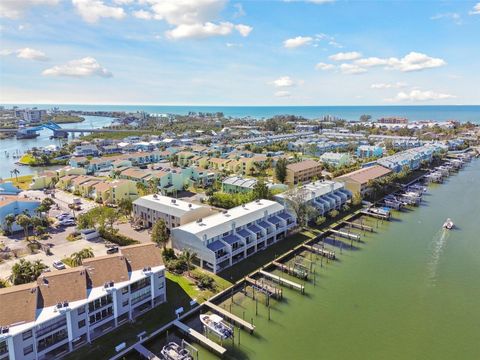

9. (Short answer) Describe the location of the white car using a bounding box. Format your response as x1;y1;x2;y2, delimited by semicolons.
52;260;66;270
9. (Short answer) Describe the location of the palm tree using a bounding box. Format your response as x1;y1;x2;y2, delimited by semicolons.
3;213;15;234
70;247;94;266
11;168;20;182
9;259;47;285
15;214;31;241
180;248;197;276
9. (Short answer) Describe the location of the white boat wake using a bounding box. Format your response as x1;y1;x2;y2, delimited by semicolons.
426;228;449;286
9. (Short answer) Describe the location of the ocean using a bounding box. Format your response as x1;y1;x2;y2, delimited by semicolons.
3;105;480;123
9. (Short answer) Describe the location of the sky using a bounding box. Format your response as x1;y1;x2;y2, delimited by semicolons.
0;0;479;106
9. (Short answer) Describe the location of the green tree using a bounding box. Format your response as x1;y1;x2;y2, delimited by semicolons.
151;219;169;250
136;182;148;196
70;247;94;266
315;216;326;226
275;158;288;183
15;214;31;241
3;213;15;234
118;198;133;218
252;180;272;200
180;248;197;276
328;210;339;219
9;259;47;285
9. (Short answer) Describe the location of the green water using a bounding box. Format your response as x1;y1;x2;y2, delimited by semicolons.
150;159;480;360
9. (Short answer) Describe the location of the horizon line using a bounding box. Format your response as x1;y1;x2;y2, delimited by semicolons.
1;103;479;107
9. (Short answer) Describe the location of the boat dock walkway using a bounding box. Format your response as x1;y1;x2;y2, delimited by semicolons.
259;270;305;294
360;210;390;220
329;229;361;241
302;244;336;260
272;261;308;279
133;344;160;360
245;277;283;299
342;221;373;232
173;320;227;356
204;301;255;333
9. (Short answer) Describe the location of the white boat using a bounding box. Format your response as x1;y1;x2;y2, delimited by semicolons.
443;218;454;230
161;342;193;360
200;314;233;339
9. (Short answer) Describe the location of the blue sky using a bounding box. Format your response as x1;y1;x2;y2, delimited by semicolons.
1;0;479;105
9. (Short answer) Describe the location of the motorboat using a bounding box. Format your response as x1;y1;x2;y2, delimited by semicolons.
443;218;454;230
161;342;193;360
200;314;233;339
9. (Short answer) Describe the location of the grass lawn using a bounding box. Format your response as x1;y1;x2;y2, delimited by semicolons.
5;175;34;190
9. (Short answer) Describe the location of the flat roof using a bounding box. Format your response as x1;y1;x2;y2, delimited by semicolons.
133;194;205;217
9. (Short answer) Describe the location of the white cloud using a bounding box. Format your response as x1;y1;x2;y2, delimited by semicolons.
339;63;366;74
17;48;49;61
355;52;446;72
307;0;335;3
1;47;49;61
315;62;335;71
113;0;134;4
272;76;295;87
42;57;112;78
283;36;313;48
136;0;252;40
0;0;58;19
371;82;407;89
72;0;126;24
274;90;291;97
233;3;245;18
226;42;243;48
430;13;462;25
166;22;244;40
235;24;252;37
329;51;362;61
391;89;455;102
133;10;153;20
469;3;480;15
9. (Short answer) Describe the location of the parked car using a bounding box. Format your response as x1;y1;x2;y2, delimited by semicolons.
52;260;66;270
106;246;119;254
59;220;76;226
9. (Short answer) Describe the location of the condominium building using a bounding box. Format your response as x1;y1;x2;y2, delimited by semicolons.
275;180;351;221
132;194;215;230
0;243;166;360
336;165;392;196
285;160;322;185
171;199;297;273
377;143;446;173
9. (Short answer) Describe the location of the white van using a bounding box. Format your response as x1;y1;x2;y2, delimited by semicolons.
80;228;100;241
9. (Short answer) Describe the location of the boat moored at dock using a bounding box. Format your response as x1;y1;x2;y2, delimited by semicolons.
200;314;234;340
161;342;193;360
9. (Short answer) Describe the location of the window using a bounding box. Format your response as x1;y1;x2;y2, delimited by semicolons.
37;329;68;352
77;307;85;315
122;299;129;307
22;329;33;340
121;287;129;295
78;320;86;329
89;306;113;325
23;345;33;356
158;281;164;289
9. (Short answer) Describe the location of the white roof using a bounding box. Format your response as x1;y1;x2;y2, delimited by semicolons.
276;180;345;202
174;199;284;240
133;194;205;217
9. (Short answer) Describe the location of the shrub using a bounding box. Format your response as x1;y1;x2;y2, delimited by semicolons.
98;228;138;246
194;273;215;290
165;259;187;274
162;248;176;262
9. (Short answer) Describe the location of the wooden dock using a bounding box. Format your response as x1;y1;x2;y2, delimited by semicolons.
360;210;389;220
302;244;336;260
133;344;160;360
342;221;373;232
245;277;283;299
259;270;305;294
272;261;308;279
204;301;255;333
329;229;361;241
173;320;227;356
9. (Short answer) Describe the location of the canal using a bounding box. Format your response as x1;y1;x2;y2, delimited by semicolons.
0;115;113;178
144;159;480;360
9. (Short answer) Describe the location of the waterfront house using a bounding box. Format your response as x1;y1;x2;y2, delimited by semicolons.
73;145;99;157
171;199;297;273
336;165;392;196
377;143;445;173
356;145;384;158
133;194;214;230
285;160;322;185
0;243;166;360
